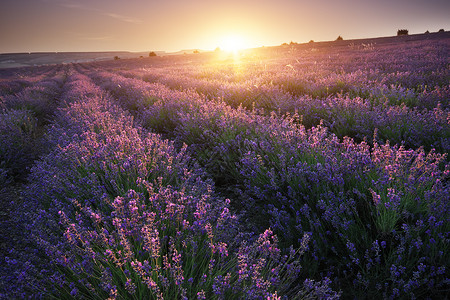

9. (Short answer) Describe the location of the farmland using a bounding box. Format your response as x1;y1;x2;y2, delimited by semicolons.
1;33;449;299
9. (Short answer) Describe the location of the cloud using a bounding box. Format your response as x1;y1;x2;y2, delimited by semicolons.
82;36;113;41
60;2;82;9
49;0;142;24
102;13;143;24
40;0;74;5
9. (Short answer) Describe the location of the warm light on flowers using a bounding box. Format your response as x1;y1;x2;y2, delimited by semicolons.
2;35;448;300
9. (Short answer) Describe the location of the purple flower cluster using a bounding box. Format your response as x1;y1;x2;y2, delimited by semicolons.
84;37;449;153
0;69;64;181
238;120;449;297
1;70;338;299
77;47;448;297
2;35;448;299
79;38;448;298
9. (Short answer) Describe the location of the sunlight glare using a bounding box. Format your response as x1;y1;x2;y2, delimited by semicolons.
219;35;247;53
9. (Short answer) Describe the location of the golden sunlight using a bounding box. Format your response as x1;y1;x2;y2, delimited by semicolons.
218;35;248;53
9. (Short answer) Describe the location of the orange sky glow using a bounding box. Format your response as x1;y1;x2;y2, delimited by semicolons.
1;0;449;53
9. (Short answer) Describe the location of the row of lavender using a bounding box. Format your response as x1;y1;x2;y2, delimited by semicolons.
2;70;337;299
1;36;448;298
1;66;68;297
86;66;449;298
0;66;66;183
0;65;66;97
85;38;449;153
112;42;449;110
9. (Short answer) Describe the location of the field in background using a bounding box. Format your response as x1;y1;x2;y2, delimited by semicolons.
1;31;448;68
1;32;449;299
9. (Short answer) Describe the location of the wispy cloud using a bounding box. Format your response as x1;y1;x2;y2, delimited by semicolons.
102;13;143;24
40;0;74;5
66;31;114;41
47;0;143;24
82;36;114;41
60;2;82;9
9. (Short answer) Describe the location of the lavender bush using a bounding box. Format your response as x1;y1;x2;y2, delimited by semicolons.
238;120;449;298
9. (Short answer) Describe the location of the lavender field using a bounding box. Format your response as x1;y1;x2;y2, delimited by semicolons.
1;34;449;299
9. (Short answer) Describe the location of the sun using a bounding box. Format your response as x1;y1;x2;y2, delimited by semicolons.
219;35;247;53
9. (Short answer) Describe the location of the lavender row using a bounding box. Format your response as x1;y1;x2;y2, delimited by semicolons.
86;67;449;298
86;37;449;153
89;37;449;111
173;83;449;297
0;71;66;182
0;68;71;297
236;121;449;298
89;67;449;155
112;59;449;111
3;73;336;298
89;38;449;97
1;35;445;298
0;65;64;97
1;71;66;118
148;97;449;298
86;70;205;136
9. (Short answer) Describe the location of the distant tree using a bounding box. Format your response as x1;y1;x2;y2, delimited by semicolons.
193;49;200;54
290;41;297;45
336;35;343;41
149;51;157;57
425;30;430;34
438;29;445;33
309;40;314;43
397;29;409;36
114;56;120;60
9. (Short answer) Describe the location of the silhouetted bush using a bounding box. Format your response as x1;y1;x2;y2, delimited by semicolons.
425;30;430;34
193;49;200;54
149;51;157;57
397;29;409;36
309;40;314;43
438;29;445;33
113;56;120;60
336;35;343;41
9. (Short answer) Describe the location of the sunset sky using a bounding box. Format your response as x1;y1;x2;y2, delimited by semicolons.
1;0;449;53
